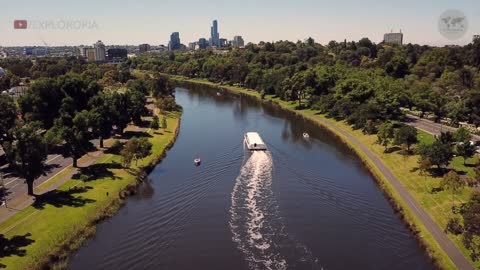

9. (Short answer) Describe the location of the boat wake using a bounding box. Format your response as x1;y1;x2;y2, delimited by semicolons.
229;151;319;270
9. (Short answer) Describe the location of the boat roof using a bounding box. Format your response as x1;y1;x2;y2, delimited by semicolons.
245;132;265;144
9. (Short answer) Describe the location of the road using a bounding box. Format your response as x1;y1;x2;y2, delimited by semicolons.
1;154;72;202
1;139;99;205
314;116;476;270
405;114;480;142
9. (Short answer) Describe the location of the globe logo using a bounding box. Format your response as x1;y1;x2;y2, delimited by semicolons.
438;9;468;40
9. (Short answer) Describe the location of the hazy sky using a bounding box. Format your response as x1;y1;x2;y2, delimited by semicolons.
0;0;479;46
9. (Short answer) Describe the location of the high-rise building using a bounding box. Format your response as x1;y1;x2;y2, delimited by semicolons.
198;38;208;49
210;20;220;47
86;48;96;62
383;32;403;45
94;40;106;61
107;48;128;62
169;32;181;51
139;43;151;53
188;42;197;50
232;36;245;47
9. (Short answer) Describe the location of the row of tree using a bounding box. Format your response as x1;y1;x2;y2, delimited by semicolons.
0;65;175;195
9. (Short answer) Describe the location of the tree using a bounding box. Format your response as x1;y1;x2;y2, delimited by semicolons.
393;124;418;153
418;140;454;169
0;93;17;145
457;142;476;165
111;92;131;135
454;127;471;143
126;89;148;125
161;116;167;129
149;76;174;98
418;157;432;192
376;121;394;151
121;137;152;167
88;93;114;148
155;96;177;112
150;115;159;130
462;192;480;261
59;110;91;168
5;122;47;195
441;171;465;211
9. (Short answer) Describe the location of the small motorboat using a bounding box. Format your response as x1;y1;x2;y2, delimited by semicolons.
194;158;201;166
303;132;310;139
216;92;221;96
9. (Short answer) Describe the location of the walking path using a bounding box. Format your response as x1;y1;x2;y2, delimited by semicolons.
316;116;475;270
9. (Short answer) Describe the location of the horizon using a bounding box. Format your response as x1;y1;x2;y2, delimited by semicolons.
0;0;479;47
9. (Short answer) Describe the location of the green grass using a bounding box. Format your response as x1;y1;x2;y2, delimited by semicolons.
169;75;480;270
0;112;180;270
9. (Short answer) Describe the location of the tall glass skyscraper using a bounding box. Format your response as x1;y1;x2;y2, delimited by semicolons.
169;32;181;51
210;20;220;47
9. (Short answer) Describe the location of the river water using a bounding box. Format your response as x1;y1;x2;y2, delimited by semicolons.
68;86;433;270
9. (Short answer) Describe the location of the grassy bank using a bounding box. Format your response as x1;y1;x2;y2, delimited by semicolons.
0;111;181;270
170;75;477;270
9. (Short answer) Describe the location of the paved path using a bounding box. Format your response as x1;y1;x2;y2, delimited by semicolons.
315;116;475;270
405;114;480;142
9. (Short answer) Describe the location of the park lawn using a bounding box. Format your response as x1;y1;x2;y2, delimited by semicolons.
0;112;180;270
170;75;480;269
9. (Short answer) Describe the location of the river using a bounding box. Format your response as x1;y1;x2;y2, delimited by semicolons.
68;85;434;270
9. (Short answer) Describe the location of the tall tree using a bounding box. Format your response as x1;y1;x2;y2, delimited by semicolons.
377;121;394;151
0;93;17;144
393;124;418;153
441;171;465;211
59;110;91;167
5;122;47;195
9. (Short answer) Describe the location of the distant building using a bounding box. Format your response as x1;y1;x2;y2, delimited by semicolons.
474;35;480;42
198;38;208;49
231;36;245;47
24;47;49;56
169;32;181;51
188;42;197;50
139;43;151;53
219;38;228;47
210;20;220;47
107;48;128;62
94;40;106;61
86;48;96;62
383;32;403;45
0;67;5;77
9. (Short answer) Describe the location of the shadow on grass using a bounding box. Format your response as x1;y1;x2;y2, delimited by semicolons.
0;233;35;267
121;131;152;140
72;162;122;182
32;186;95;210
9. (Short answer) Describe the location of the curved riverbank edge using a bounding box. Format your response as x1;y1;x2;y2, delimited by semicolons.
170;76;467;270
52;114;182;269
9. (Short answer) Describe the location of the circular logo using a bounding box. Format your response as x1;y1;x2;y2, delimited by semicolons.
438;9;468;40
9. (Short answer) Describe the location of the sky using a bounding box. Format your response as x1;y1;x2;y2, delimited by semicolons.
0;0;479;46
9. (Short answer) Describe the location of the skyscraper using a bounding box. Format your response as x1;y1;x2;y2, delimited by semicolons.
232;36;245;47
94;40;106;61
383;32;403;45
198;38;208;49
169;32;181;51
210;20;220;47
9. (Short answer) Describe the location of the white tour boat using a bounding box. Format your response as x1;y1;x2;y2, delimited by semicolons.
244;132;267;151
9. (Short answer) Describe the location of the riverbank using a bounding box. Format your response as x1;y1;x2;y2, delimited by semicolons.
170;75;475;270
0;111;181;269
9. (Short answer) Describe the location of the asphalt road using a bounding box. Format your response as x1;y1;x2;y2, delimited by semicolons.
1;154;72;202
405;114;480;142
1;139;99;203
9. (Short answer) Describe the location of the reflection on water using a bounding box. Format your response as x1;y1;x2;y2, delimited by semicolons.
69;84;433;270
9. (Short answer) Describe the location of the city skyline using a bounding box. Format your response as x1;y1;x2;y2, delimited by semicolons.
0;0;479;46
